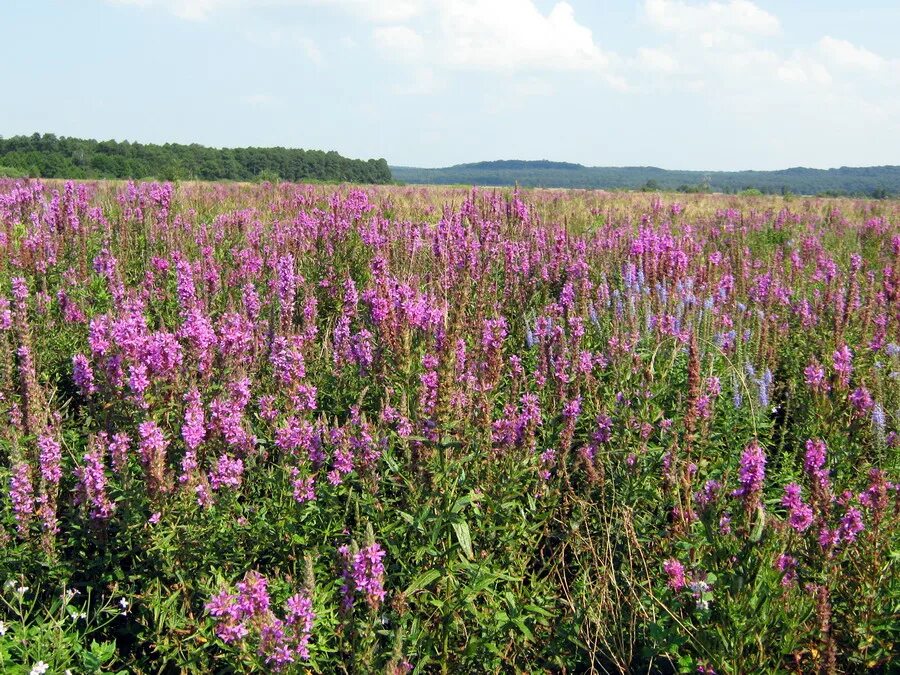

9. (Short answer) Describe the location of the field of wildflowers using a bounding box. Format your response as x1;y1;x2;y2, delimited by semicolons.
0;179;897;673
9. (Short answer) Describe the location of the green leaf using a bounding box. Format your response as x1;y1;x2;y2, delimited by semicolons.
451;494;472;514
404;569;442;596
749;506;766;543
452;521;474;559
525;603;554;617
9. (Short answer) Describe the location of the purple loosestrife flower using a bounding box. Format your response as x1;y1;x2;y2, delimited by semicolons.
181;388;206;451
663;559;686;591
175;259;197;313
258;619;291;667
128;363;150;397
732;439;766;512
858;468;890;520
849;387;874;414
271;336;306;386
352;543;387;610
257;395;278;421
775;554;798;587
109;432;130;475
781;483;813;533
9;463;35;535
804;360;829;394
339;541;387;612
72;354;96;396
138;421;170;496
695;479;722;512
275;254;298;323
804;439;830;497
75;436;115;520
88;316;112;357
818;527;840;550
291;470;316;504
38;434;62;485
11;276;29;304
242;282;261;321
0;297;11;331
142;331;183;376
832;344;853;389
236;570;271;615
837;507;864;544
284;592;315;660
418;353;439;416
209;454;244;490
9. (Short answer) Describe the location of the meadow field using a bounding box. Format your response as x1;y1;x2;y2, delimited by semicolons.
0;179;897;673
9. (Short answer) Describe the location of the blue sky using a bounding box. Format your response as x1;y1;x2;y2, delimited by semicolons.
2;0;899;170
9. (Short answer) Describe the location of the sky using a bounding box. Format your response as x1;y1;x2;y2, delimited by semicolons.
2;0;899;171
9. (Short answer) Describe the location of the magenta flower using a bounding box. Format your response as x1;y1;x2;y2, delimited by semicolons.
781;483;813;533
837;507;864;544
732;439;766;512
38;434;62;485
775;554;797;587
72;354;97;395
804;360;829;394
832;344;853;389
209;454;244;490
9;463;35;535
339;541;387;611
74;436;115;520
663;558;686;591
803;439;830;497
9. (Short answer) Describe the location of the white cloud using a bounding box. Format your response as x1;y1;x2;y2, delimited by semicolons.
106;0;610;76
637;46;678;73
322;0;422;23
776;56;831;85
391;67;440;95
818;36;885;71
513;77;556;98
299;38;323;65
645;0;779;46
436;1;608;72
373;25;425;62
106;0;422;22
243;28;323;65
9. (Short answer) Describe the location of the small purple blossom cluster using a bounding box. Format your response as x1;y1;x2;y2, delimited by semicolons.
205;571;315;669
339;542;387;612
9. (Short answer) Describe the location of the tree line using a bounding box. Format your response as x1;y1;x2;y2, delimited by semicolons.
0;133;392;184
391;161;900;197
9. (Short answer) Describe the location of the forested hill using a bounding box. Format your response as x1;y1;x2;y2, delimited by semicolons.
0;133;392;184
391;160;900;197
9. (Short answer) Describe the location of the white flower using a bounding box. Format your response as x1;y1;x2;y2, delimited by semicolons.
4;580;15;591
30;662;49;675
0;620;6;635
17;586;29;595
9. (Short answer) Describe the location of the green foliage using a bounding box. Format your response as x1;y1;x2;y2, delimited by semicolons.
0;182;897;673
0;133;392;184
391;160;900;196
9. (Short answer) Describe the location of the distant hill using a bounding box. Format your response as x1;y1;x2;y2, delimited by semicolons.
0;133;392;184
391;160;900;197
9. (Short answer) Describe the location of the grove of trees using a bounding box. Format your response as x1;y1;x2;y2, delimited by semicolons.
0;133;392;184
